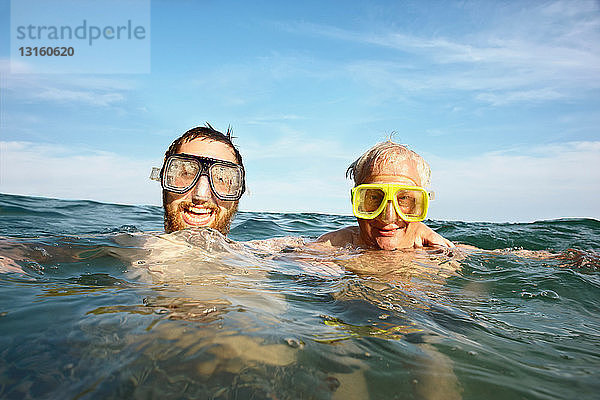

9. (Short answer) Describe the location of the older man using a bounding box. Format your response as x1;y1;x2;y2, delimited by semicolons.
151;124;245;234
317;141;454;250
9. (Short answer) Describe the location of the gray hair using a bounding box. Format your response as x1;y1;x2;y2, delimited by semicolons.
346;141;431;187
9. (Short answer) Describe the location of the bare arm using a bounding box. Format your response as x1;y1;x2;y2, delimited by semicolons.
408;222;456;248
314;227;360;248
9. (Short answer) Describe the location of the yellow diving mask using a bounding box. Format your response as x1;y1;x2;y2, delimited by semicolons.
351;183;433;222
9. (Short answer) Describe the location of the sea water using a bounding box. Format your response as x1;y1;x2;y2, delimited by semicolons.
0;192;599;399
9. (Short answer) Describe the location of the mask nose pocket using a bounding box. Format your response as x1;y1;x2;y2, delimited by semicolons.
192;175;212;201
379;200;398;223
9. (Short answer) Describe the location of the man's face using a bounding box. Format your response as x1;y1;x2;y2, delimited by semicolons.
357;158;423;251
163;139;240;234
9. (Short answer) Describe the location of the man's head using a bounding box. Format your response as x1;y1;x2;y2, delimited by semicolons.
347;141;432;250
161;124;245;234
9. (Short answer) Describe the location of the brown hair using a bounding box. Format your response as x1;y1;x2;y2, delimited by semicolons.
163;123;244;167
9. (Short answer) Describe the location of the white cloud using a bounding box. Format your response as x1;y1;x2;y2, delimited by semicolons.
474;89;565;106
427;141;600;222
240;128;353;161
246;114;303;124
33;87;125;107
2;59;36;74
238;128;355;213
242;174;353;215
0;141;162;206
283;1;600;105
1;58;135;107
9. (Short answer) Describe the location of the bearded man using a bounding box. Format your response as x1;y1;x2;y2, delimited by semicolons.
151;124;245;234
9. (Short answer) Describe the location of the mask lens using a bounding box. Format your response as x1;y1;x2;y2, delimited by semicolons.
353;184;429;221
164;158;200;191
209;164;244;198
396;189;427;218
356;188;385;215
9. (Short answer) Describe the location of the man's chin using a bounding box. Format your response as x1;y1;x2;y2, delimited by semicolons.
374;233;408;251
370;224;411;250
164;201;238;235
375;238;399;251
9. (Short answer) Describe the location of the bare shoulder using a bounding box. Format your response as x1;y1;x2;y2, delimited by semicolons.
314;226;360;248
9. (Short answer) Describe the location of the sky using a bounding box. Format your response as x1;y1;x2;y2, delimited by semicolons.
0;0;599;222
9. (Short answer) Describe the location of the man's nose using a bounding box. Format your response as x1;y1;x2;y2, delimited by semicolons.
379;200;398;223
191;175;212;202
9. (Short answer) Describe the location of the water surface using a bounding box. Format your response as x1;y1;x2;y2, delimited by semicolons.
1;193;599;399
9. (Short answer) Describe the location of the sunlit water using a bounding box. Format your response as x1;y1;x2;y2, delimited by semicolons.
1;193;599;399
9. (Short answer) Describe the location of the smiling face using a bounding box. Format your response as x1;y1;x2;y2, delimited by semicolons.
163;138;240;234
356;158;424;250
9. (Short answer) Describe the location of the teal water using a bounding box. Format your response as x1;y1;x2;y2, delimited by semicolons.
0;192;599;399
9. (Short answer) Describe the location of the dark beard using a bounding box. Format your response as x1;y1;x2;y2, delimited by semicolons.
163;199;238;235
